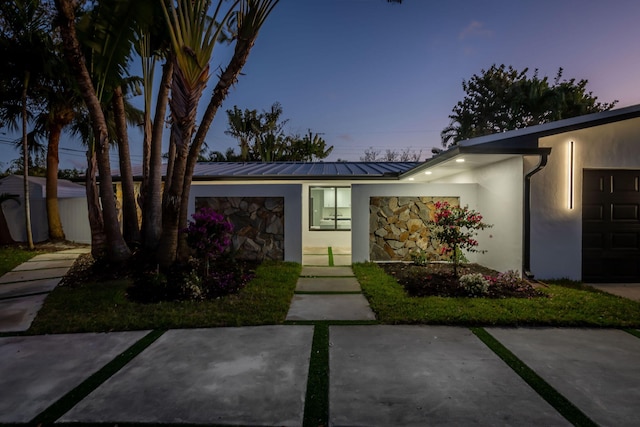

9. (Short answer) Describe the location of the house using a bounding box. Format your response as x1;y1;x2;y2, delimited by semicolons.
114;104;640;282
0;175;91;244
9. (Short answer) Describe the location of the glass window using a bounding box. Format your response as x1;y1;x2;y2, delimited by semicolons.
309;186;351;231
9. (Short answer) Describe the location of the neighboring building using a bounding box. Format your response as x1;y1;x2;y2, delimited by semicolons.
0;175;90;244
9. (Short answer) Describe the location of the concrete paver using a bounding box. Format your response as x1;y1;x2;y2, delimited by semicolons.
329;325;569;427
296;277;361;292
27;252;85;261
302;254;329;266
61;326;314;426
12;258;77;271
0;267;71;284
301;266;354;277
286;294;376;321
0;331;149;423
332;255;352;266
487;327;640;427
587;283;640;301
0;278;61;299
0;294;48;332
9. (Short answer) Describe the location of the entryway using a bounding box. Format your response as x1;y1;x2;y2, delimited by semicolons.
582;169;640;282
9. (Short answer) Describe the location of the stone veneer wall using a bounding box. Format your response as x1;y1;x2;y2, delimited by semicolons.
369;196;459;261
196;197;284;261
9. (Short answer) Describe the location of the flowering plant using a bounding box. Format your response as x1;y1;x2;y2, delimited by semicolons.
428;201;492;276
185;207;233;261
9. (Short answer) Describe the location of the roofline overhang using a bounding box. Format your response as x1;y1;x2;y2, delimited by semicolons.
399;146;552;179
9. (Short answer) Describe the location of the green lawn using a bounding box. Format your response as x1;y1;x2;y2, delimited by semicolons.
29;261;301;334
0;246;42;276
353;262;640;327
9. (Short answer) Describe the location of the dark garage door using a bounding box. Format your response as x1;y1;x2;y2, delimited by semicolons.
582;170;640;282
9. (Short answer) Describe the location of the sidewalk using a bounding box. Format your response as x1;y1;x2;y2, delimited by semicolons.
0;248;90;332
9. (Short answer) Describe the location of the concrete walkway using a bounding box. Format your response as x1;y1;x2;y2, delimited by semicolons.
285;266;376;321
0;248;89;332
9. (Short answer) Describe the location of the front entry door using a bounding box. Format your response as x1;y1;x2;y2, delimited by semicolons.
582;169;640;282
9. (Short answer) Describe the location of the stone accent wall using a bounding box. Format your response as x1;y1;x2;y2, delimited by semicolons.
369;196;459;261
196;197;284;261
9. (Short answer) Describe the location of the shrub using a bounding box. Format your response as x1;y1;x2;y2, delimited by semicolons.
459;273;490;297
428;201;492;276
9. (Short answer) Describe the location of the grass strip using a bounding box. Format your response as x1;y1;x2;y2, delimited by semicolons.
303;324;329;427
294;291;363;295
625;328;640;339
327;247;334;266
30;329;166;425
471;327;597;427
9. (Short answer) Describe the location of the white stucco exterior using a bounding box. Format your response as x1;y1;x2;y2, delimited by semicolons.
530;116;640;280
430;157;524;274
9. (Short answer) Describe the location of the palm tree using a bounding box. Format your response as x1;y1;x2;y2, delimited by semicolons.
176;0;280;262
55;0;131;262
157;0;240;266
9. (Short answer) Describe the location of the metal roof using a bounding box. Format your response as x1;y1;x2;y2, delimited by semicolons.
121;161;421;180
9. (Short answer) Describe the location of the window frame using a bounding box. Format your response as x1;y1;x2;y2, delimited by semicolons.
309;186;351;231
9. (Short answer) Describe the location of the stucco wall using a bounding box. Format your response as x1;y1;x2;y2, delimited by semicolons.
434;157;524;274
188;183;303;263
351;183;478;263
531;116;640;280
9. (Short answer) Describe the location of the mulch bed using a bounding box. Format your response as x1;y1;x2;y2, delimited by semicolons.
378;262;546;299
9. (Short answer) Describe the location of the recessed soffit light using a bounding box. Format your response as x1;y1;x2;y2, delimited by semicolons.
455;158;465;163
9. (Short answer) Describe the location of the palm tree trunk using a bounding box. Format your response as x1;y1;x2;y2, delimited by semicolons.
177;35;259;260
85;150;107;259
156;63;204;267
142;59;172;251
55;0;130;263
21;74;34;250
46;123;66;241
113;85;140;247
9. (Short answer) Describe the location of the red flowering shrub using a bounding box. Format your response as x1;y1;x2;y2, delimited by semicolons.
428;201;492;276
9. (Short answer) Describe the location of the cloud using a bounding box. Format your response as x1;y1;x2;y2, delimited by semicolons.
459;21;493;40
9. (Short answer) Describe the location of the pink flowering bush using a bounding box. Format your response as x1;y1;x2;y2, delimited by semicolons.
185;207;233;262
428;201;492;276
129;208;253;302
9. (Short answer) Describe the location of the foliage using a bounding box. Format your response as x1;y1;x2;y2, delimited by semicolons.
185;207;233;261
428;201;492;276
353;262;640;327
224;102;333;161
410;248;430;266
459;273;490;297
360;146;423;162
441;64;618;147
29;260;301;333
0;246;40;276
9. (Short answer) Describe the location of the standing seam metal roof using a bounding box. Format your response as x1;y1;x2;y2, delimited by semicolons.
188;161;421;179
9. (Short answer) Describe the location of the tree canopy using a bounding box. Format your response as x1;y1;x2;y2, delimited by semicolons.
223;102;333;162
441;64;618;148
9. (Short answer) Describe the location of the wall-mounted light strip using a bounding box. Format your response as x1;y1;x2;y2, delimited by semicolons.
568;141;575;209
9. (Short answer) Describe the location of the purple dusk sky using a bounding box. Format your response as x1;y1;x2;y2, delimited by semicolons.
2;0;640;170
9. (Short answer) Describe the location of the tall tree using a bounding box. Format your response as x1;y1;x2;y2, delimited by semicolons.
441;64;618;147
55;0;131;262
159;0;280;266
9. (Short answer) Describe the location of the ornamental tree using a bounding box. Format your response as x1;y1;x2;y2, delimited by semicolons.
428;201;492;276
